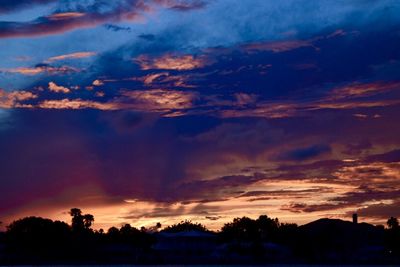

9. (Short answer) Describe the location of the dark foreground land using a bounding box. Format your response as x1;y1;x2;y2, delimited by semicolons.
0;209;399;265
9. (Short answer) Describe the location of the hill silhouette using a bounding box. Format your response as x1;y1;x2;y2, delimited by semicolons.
0;209;399;264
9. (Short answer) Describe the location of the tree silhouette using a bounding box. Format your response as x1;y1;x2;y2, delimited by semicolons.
221;216;258;241
1;210;399;264
107;226;120;238
256;215;280;241
162;220;208;233
83;214;94;229
5;216;71;261
387;217;399;230
221;215;280;242
69;208;84;232
69;208;94;232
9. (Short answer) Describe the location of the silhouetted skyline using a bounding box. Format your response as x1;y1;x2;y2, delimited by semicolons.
0;209;399;264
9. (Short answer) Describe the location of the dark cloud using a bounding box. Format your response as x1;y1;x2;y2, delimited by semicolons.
205;216;221;221
238;188;333;198
104;24;132;32
277;144;332;162
354;200;400;219
138;34;156;41
342;140;372;155
365;149;400;163
166;0;207;11
0;0;56;14
331;189;400;206
281;202;353;213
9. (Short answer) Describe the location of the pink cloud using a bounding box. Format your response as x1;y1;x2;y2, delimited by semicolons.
135;54;209;70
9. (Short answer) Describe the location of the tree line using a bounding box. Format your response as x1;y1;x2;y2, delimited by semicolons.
0;209;399;264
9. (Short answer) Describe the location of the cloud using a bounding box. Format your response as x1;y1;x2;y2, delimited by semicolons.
238;187;333;198
155;0;208;11
1;0;400;230
281;202;353;213
135;54;209;70
48;82;71;93
1;101;400;227
175;174;265;202
218;81;400;119
38;99;115;110
327;81;400;101
2;64;79;75
133;72;194;88
331;188;400;207
354;200;400;219
28;89;197;113
365;149;400;163
46;51;97;62
1;77;400;120
0;89;37;108
0;0;208;39
234;93;258;106
277;144;332;161
242;39;315;53
279;159;400;214
121;89;198;111
92;79;104;86
0;0;57;14
104;24;132;32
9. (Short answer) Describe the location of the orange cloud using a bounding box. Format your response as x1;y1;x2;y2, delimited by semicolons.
92;79;104;86
47;12;86;21
235;93;258;106
218;81;400;119
0;89;37;108
327;81;400;101
38;99;116;110
3;65;79;75
34;89;197;114
135;54;208;70
47;51;97;62
48;82;71;93
132;72;195;88
122;89;197;110
142;73;170;85
3;80;399;119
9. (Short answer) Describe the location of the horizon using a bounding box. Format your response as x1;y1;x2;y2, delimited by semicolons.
0;208;386;233
1;0;400;233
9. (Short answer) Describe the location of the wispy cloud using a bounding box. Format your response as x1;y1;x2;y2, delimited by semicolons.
242;39;316;53
2;64;79;75
46;52;97;63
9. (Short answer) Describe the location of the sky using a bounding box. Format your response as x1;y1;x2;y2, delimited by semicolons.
0;0;400;231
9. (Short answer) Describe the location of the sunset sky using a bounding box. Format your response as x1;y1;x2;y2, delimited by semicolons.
1;0;400;231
